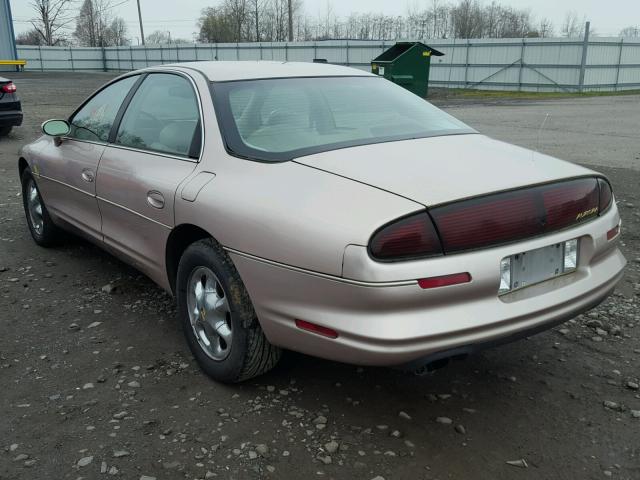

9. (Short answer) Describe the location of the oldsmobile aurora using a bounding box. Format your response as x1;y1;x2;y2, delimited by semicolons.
18;62;626;382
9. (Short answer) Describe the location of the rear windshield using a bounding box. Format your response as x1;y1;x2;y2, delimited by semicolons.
212;76;475;162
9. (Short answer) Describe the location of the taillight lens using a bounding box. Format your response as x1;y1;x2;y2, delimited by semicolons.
1;82;16;93
430;178;600;254
369;212;443;261
598;178;613;213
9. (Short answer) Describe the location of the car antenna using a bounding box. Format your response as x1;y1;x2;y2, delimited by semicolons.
536;113;550;153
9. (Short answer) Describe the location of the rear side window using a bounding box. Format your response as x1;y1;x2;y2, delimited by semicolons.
115;73;200;157
69;75;138;142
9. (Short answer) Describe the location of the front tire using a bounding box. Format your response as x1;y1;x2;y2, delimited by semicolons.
176;238;281;382
21;169;62;247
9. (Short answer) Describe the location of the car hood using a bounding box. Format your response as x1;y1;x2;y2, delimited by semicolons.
294;134;596;206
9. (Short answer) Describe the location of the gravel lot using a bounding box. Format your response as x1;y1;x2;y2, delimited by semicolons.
1;72;639;480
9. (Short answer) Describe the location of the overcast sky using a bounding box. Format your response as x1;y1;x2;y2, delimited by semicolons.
10;0;640;42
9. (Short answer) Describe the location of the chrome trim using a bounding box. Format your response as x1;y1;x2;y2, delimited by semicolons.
38;174;94;198
60;137;107;147
106;143;198;163
96;195;172;230
224;247;418;288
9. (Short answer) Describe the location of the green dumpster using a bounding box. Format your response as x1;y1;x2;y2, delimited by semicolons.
371;42;444;98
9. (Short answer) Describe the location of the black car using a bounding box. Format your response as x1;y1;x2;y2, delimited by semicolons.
0;76;23;136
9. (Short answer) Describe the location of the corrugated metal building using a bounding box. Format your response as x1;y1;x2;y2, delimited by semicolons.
0;0;18;71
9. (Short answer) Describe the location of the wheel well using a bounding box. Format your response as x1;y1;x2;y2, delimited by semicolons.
165;224;213;295
18;157;28;178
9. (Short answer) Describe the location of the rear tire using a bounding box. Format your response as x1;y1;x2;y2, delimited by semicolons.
176;238;281;383
21;169;62;247
0;126;12;137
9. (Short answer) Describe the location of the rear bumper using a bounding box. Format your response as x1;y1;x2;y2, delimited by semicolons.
229;204;626;366
0;110;23;127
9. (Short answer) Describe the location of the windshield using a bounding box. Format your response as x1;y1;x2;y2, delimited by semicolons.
212;76;475;162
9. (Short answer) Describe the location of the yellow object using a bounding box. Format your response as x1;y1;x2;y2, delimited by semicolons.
0;59;27;71
422;51;431;57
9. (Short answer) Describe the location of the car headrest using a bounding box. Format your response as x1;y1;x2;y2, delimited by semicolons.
157;121;196;155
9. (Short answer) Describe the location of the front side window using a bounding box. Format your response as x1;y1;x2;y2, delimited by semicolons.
115;73;200;157
69;75;138;142
213;76;475;162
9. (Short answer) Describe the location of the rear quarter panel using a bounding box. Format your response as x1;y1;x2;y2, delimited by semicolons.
174;156;422;277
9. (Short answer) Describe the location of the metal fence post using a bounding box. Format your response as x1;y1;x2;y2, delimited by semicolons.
464;39;470;88
236;42;240;60
614;38;624;91
518;39;525;91
69;46;74;71
160;45;164;64
39;45;43;71
101;46;107;72
285;42;288;61
578;21;591;92
345;40;349;66
130;45;134;70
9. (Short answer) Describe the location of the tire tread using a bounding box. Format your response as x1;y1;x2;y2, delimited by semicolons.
178;238;281;382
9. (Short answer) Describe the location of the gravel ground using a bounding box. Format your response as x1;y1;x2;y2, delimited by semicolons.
1;72;639;480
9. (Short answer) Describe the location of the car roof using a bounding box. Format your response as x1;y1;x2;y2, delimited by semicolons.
156;61;374;82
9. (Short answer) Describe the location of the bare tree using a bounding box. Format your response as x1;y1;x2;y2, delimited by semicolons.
15;29;45;45
197;0;553;43
561;11;585;38
29;0;74;46
106;17;129;46
538;18;554;38
74;0;129;47
619;25;640;37
451;0;483;38
248;0;262;41
198;7;234;43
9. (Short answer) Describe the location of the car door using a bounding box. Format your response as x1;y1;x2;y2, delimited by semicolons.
34;75;140;239
96;72;201;282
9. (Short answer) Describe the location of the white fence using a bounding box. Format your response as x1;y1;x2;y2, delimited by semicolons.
17;37;640;92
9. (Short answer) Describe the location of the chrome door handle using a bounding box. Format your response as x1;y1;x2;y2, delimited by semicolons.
81;169;94;183
147;190;165;209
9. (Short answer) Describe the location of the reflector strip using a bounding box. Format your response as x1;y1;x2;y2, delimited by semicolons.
606;225;620;240
418;272;472;289
295;319;338;339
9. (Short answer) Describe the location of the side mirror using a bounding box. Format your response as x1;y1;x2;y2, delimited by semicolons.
42;119;70;137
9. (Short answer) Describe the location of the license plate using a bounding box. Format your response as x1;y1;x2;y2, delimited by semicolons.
510;242;565;290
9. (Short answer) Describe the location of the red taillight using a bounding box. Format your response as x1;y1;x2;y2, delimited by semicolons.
541;179;599;229
418;272;471;289
606;224;620;240
430;190;540;252
369;212;443;261
598;178;613;213
295;319;338;339
1;82;16;93
430;178;600;254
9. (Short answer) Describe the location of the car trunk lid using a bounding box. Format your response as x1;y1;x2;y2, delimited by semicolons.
294;134;596;207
